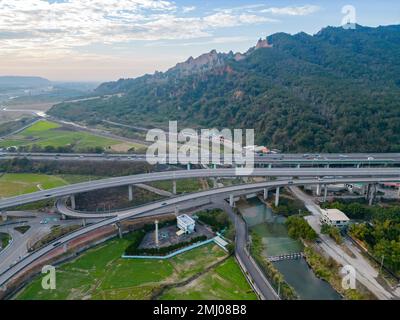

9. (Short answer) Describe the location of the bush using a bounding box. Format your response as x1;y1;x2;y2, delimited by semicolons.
285;215;317;241
321;224;343;244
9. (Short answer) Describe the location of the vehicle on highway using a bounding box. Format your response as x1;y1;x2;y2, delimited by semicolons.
367;156;375;160
161;202;168;206
339;154;348;158
53;241;61;247
45;194;51;197
288;180;294;185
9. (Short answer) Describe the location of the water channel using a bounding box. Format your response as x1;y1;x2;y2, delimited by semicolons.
237;197;341;300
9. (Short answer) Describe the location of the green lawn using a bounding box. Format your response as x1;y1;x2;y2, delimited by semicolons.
160;257;257;300
0;173;68;198
0;120;144;152
15;234;252;300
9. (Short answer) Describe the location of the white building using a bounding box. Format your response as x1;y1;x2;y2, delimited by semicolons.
320;209;350;228
177;214;195;234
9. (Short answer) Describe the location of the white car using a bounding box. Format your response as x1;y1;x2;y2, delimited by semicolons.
367;156;374;160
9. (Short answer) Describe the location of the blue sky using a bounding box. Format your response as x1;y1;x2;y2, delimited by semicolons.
0;0;399;81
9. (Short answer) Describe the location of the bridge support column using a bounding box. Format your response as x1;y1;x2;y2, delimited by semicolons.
212;178;218;188
275;187;280;207
175;205;179;216
213;164;217;169
70;195;76;210
1;211;7;222
82;219;86;227
172;180;177;195
229;194;235;207
369;184;377;206
316;184;321;196
63;243;68;253
155;220;159;247
263;188;269;200
268;164;272;169
357;163;361;168
128;185;133;201
296;164;300;169
325;164;330;168
117;223;123;239
187;163;191;170
323;184;328;202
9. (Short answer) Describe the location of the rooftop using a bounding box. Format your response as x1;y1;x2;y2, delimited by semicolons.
322;209;350;221
177;214;195;225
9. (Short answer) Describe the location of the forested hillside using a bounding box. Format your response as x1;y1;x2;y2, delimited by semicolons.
48;24;400;152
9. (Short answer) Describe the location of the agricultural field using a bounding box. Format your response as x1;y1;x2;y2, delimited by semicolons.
15;234;253;300
160;257;257;300
0;119;145;152
0;173;68;198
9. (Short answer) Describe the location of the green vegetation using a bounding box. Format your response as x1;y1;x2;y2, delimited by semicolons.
29;225;80;252
150;179;203;194
16;233;241;300
321;224;343;244
0;232;11;249
326;200;400;275
0;119;143;153
14;225;31;234
285;215;317;241
270;194;307;216
50;25;400;153
0;157;152;178
160;257;257;300
0;173;68;198
250;231;298;300
303;246;370;300
197;208;235;240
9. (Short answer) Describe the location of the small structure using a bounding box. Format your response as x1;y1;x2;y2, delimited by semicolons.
177;214;195;234
320;209;350;228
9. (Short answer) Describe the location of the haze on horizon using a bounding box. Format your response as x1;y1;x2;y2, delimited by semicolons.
0;0;399;82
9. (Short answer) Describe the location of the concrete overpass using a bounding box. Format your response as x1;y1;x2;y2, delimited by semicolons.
1;176;400;295
0;168;399;210
2;152;400;167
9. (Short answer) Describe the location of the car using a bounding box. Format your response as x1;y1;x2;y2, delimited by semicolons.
53;241;61;247
161;202;168;206
339;154;348;158
288;180;294;185
367;156;374;160
45;194;51;197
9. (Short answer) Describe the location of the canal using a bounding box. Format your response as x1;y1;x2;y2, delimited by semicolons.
238;197;341;300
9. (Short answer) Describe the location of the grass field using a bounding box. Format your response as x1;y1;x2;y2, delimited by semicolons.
0;173;68;198
160;257;257;300
0;120;145;152
150;179;204;194
15;234;253;300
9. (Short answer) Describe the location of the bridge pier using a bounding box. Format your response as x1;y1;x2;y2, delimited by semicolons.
296;164;301;169
369;183;377;206
175;205;179;216
263;188;269;200
82;219;86;227
213;163;217;169
212;178;218;188
172;180;177;195
187;163;191;170
325;164;330;168
116;223;123;239
128;185;133;201
323;184;328;202
70;195;76;210
268;164;272;169
316;184;321;196
229;194;235;207
275;187;280;207
63;243;68;253
1;211;7;222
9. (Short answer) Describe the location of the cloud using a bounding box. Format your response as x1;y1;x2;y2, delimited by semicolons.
261;5;320;16
0;0;274;57
182;6;196;13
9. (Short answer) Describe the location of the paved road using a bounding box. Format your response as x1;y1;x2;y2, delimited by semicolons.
2;152;400;166
289;186;396;300
1;167;399;210
2;176;400;290
215;199;279;300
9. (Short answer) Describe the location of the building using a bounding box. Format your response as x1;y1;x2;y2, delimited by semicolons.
177;214;195;234
320;209;350;228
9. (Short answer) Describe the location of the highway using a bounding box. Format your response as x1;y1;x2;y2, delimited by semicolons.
1;167;399;210
1;152;400;166
2;176;400;290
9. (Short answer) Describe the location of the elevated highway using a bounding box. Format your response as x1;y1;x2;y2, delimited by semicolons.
0;168;400;210
1;176;400;294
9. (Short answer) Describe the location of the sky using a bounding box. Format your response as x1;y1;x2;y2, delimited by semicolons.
0;0;399;82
